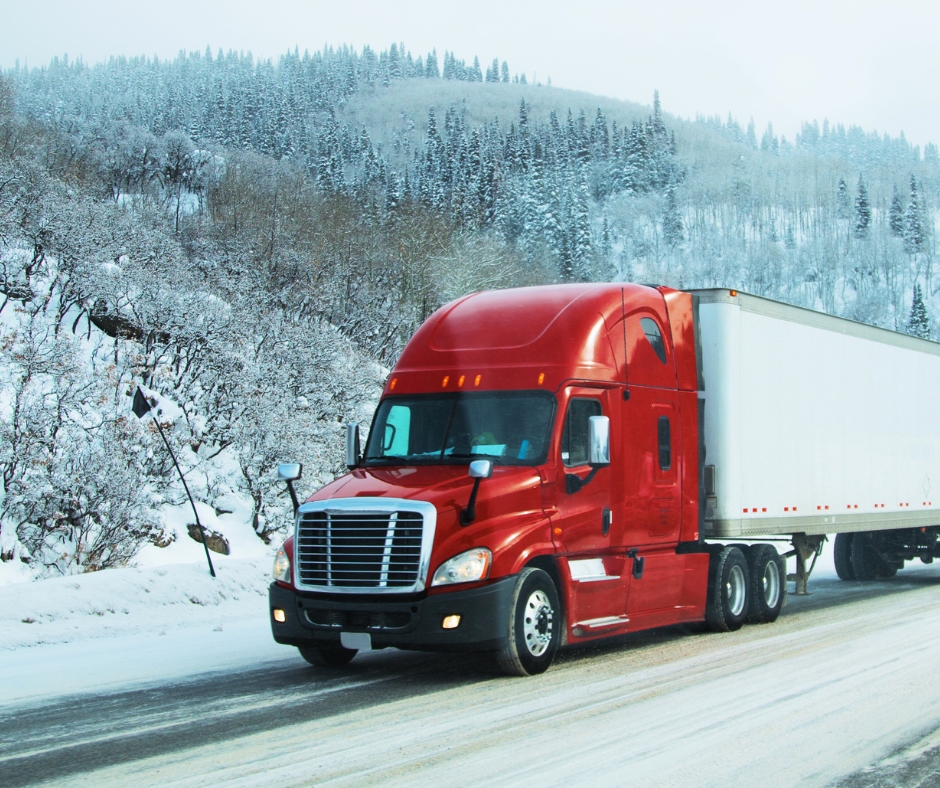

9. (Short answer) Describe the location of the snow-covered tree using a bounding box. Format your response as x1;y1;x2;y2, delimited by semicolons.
854;176;871;237
907;284;930;338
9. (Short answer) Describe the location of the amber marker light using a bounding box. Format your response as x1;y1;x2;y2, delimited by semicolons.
272;609;286;623
442;615;461;629
458;375;465;387
389;378;397;390
538;372;545;385
442;375;450;388
729;289;738;297
474;374;482;386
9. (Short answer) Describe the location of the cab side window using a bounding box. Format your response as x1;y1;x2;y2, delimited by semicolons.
561;399;602;467
641;317;667;364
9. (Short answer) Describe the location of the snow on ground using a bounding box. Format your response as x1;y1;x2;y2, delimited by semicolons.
0;552;295;704
0;534;842;707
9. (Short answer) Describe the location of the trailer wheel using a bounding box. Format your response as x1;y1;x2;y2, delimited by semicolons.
705;546;749;632
746;544;785;624
496;568;560;676
833;534;856;581
298;644;357;667
850;533;882;581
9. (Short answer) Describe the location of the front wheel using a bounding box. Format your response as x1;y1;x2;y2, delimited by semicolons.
496;568;560;676
705;546;749;632
299;643;357;667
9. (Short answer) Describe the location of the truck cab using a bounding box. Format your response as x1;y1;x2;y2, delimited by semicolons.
270;283;716;674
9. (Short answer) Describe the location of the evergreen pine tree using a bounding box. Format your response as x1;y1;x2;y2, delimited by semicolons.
501;61;510;83
662;184;683;246
907;283;930;338
904;174;925;253
425;49;439;78
746;118;758;149
485;58;499;82
889;186;905;236
854;176;871;237
836;176;850;219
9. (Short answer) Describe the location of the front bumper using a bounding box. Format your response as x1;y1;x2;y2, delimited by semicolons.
269;576;516;653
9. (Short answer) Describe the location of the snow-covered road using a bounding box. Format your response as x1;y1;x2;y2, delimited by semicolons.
5;560;940;787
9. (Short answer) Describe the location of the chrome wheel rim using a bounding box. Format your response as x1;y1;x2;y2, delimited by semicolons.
726;564;746;617
762;559;780;609
522;589;554;657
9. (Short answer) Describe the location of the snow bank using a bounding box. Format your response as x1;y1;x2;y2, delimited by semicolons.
0;556;272;651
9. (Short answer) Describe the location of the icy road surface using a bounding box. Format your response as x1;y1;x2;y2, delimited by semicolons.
5;565;940;786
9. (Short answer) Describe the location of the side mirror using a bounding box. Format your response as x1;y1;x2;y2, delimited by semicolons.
468;459;493;479
345;423;361;469
588;416;611;466
277;463;302;481
278;462;302;514
461;460;494;526
566;416;611;495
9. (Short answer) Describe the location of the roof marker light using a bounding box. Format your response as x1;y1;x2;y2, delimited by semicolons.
729;290;738;297
389;378;397;390
458;375;465;387
442;376;450;388
538;373;545;385
474;375;482;387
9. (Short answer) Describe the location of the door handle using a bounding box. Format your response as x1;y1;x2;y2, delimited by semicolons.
602;507;611;536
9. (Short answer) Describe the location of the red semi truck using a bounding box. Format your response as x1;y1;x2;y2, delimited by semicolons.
269;283;940;675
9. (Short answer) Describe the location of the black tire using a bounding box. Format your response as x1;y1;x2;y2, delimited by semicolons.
833;533;856;581
705;546;749;632
745;544;786;624
496;568;560;676
298;643;357;667
876;560;900;579
850;532;881;581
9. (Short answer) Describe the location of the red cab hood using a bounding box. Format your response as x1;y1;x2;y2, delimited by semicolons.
306;465;552;581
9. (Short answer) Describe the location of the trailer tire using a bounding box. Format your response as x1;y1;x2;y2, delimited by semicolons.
833;534;856;581
746;544;785;624
496;568;560;676
705;546;749;632
850;532;882;581
298;644;357;668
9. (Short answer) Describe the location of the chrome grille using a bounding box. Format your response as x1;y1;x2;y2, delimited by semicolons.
294;499;436;593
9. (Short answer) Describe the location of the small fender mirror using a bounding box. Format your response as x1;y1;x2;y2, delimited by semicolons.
468;459;493;479
277;463;302;481
345;423;361;469
588;416;610;466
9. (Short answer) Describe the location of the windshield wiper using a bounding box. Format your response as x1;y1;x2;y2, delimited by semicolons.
446;452;505;464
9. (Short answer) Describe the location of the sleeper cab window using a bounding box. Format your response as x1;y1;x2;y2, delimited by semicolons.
561;398;602;467
641;317;667;364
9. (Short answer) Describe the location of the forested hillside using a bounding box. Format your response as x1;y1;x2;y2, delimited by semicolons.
1;44;937;578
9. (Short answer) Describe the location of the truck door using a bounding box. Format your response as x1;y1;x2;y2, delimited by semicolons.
552;387;615;556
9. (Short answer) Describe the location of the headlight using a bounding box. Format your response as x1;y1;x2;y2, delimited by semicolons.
431;548;492;587
273;545;291;583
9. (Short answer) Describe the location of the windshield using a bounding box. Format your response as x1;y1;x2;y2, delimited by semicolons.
363;392;555;466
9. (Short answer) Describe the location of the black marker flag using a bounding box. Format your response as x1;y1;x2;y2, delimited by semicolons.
132;387;216;578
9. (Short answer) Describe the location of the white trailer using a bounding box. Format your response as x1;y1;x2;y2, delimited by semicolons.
694;289;940;589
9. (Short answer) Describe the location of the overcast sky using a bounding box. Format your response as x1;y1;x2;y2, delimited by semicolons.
2;0;937;147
